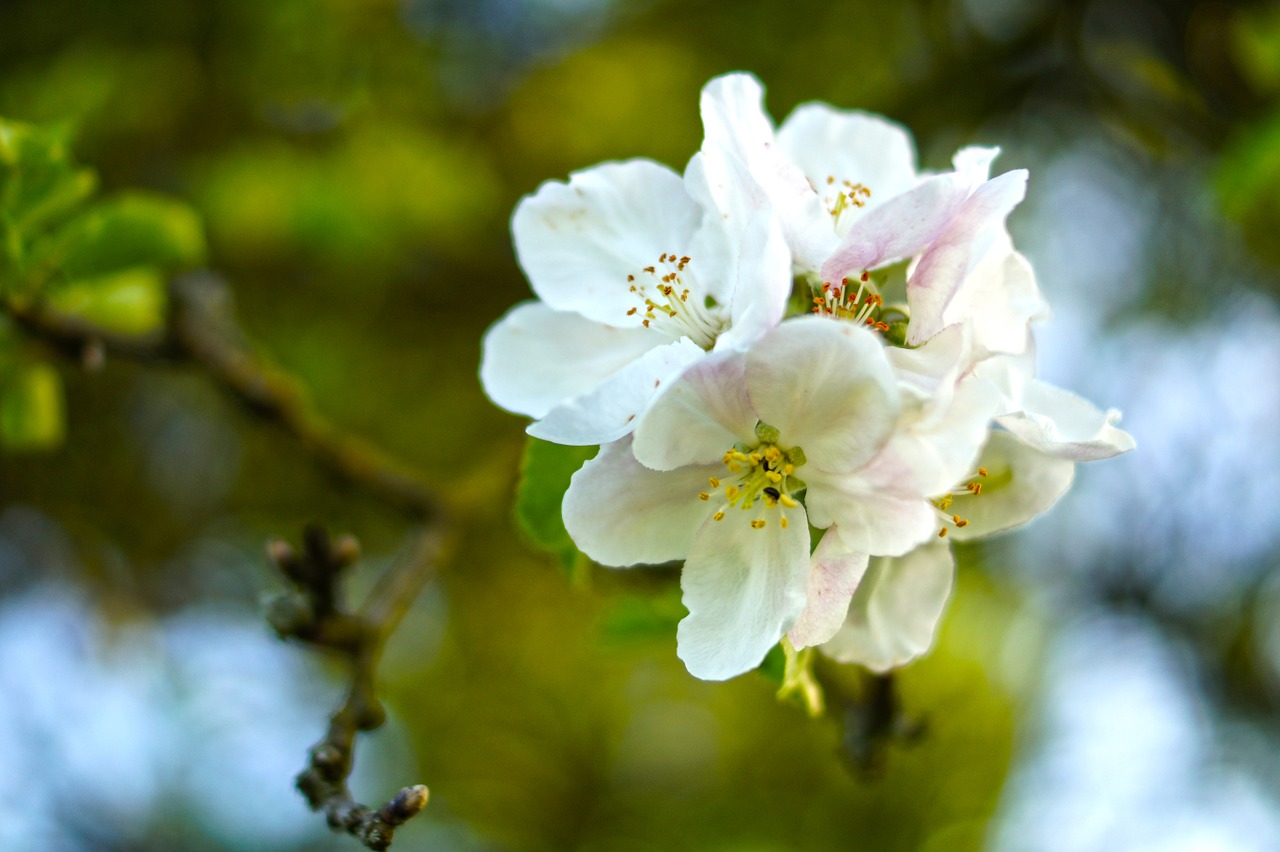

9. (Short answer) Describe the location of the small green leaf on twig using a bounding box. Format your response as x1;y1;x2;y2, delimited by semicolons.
514;436;596;573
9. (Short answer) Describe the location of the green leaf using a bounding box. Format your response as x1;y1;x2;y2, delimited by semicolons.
38;192;205;281
756;642;786;686
1;362;64;451
0;119;96;234
514;437;596;571
45;267;167;335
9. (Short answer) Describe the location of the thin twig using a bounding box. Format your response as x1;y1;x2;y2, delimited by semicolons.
5;275;451;849
268;525;448;850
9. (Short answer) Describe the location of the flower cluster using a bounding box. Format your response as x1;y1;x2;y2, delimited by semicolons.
481;73;1134;682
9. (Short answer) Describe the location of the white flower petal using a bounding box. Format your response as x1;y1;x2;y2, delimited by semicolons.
698;73;833;271
776;103;918;231
512;160;708;327
947;430;1076;541
805;466;938;558
938;231;1049;357
632;349;757;471
820;541;955;672
562;437;718;567
676;503;810;680
480;301;662;418
715;206;792;352
745;317;899;472
528;338;704;445
996;379;1137;461
787;528;870;649
907;169;1028;345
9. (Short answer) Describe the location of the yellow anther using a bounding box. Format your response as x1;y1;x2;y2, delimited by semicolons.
750;519;766;529
978;467;989;477
748;452;763;465
967;482;983;495
780;517;789;529
713;511;725;522
708;477;720;488
780;494;799;508
698;492;710;501
731;451;750;462
764;446;782;463
783;464;794;475
725;485;741;501
955;518;969;528
765;470;782;484
938;527;948;538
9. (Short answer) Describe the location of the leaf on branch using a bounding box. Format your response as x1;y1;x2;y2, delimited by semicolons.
45;267;167;335
0;361;64;451
514;436;596;572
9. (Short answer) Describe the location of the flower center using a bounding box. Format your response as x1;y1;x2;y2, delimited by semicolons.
696;422;807;530
811;271;893;332
624;253;723;350
823;176;872;232
932;467;989;537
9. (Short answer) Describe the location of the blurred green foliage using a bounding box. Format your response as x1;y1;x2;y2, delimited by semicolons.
1;0;1278;850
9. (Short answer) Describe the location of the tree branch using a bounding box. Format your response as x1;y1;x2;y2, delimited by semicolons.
5;273;440;521
267;525;447;850
4;275;451;848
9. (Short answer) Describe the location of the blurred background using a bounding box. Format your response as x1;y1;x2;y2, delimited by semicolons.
2;0;1280;849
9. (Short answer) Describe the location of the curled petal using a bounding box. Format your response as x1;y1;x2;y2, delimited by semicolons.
699;73;832;271
528;338;703;445
562;437;719;567
746;317;899;473
677;503;810;680
907;169;1028;345
946;431;1076;542
819;541;955;672
513;160;708;327
996;379;1136;461
632;349;757;471
788;529;870;649
480;301;662;418
938;231;1049;357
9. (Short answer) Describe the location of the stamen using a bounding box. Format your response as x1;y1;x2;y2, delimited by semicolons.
750;519;766;530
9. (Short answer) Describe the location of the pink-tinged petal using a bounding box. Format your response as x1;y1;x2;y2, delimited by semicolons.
745;317;899;472
819;542;955;672
940;231;1049;357
947;431;1076;542
777;103;918;232
632;349;757;471
676;503;810;680
715;206;792;352
480;301;663;418
907;169;1028;345
512;160;708;327
804;467;938;558
562;437;719;567
528;338;704;446
698;74;833;271
819;172;973;283
787;529;870;649
996;379;1137;461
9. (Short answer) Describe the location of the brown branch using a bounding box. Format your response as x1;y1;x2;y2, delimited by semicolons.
4;274;452;849
812;660;926;780
5;273;440;521
267;525;448;850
